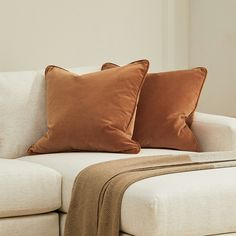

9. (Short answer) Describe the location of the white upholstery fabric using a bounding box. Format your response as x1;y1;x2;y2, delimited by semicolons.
220;234;236;236
0;159;61;218
0;70;46;159
60;214;236;236
21;151;236;236
60;211;236;236
193;112;236;152
58;214;140;236
0;67;99;159
60;213;132;236
0;213;59;236
121;166;236;236
60;213;66;236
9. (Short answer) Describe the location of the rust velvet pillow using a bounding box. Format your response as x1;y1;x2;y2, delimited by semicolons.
102;63;207;151
28;60;149;154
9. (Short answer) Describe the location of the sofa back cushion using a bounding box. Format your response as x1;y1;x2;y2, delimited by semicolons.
0;67;99;158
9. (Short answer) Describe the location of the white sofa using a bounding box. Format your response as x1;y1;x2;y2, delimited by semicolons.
1;68;236;236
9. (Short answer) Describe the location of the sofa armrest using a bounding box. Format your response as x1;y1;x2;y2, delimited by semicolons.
192;112;236;152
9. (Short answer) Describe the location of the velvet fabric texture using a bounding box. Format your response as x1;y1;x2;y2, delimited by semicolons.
28;60;149;154
102;63;207;151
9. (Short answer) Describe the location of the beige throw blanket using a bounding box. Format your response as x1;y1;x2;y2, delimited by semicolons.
64;152;236;236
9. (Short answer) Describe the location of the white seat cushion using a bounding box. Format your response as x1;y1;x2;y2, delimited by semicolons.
0;159;61;218
20;149;188;212
20;149;236;236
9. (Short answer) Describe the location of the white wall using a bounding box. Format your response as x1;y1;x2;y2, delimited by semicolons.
162;0;189;71
190;0;236;117
1;0;235;116
0;0;189;72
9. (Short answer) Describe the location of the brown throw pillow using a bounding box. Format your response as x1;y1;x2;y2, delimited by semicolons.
102;63;207;151
28;60;149;154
